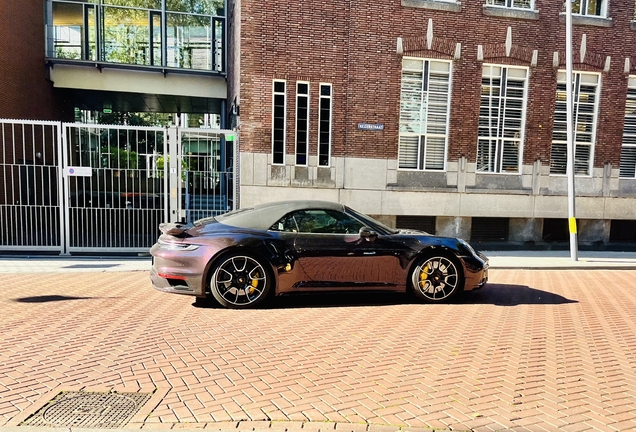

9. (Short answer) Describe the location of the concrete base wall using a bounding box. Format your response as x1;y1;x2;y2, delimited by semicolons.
239;152;636;244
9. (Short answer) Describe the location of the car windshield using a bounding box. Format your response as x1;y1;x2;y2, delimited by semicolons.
345;207;399;235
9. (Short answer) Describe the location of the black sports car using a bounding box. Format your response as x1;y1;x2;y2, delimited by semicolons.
150;200;488;308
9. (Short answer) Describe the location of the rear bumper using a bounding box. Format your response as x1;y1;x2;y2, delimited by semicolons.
149;266;199;296
149;243;206;296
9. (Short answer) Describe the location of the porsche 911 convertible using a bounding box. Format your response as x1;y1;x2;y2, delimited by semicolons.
150;200;488;308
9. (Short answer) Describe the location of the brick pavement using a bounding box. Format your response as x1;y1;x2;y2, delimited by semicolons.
0;269;634;431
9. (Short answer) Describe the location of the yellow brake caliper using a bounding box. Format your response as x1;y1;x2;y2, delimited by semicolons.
419;264;429;289
248;272;259;294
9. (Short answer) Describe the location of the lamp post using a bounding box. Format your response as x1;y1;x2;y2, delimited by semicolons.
565;0;578;260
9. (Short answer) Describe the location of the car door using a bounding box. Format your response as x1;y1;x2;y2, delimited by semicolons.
289;209;406;288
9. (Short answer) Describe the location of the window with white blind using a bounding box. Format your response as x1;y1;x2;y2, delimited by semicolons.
272;80;286;165
486;0;534;10
550;71;600;176
571;0;607;17
620;76;636;178
398;58;451;171
477;65;528;173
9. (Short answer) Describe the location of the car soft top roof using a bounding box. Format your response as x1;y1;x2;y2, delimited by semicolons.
212;200;347;230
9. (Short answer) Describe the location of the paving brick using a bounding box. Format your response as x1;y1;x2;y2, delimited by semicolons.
1;270;635;431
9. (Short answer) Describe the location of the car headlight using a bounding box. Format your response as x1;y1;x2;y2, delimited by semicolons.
158;239;200;251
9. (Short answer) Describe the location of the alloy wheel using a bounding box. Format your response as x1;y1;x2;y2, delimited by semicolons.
213;255;268;306
413;256;459;301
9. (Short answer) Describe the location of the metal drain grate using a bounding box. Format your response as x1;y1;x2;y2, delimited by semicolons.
21;391;152;428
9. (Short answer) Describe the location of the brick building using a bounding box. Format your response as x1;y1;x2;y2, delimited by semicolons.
0;2;71;120
2;0;636;250
229;0;636;246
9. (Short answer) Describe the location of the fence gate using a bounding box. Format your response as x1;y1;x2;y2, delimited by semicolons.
62;123;168;253
0;120;63;252
179;127;233;223
0;119;236;255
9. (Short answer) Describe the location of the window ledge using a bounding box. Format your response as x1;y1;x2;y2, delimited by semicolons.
387;184;459;192
559;12;613;27
482;5;539;20
402;0;461;13
475;170;522;175
466;187;531;195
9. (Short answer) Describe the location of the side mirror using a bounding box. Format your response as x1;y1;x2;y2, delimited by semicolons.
359;226;378;241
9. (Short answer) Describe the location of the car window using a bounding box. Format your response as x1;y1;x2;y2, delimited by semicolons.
269;214;298;232
287;209;364;234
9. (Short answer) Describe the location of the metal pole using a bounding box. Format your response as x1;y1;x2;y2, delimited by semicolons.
565;0;578;260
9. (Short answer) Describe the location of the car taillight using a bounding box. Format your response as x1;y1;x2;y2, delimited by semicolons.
158;239;200;251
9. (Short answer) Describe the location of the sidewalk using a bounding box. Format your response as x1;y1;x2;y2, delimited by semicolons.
483;249;636;269
2;250;636;273
0;256;151;273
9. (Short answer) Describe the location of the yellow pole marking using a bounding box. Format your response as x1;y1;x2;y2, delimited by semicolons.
569;217;577;234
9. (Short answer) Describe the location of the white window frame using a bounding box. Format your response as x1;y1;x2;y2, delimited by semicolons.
477;64;529;174
295;81;310;166
619;76;636;178
272;79;287;165
549;71;601;177
571;0;608;17
317;83;332;168
485;0;535;10
398;57;452;171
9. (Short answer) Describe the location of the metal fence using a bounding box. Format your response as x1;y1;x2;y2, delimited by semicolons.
179;128;233;222
0;119;236;254
0;120;63;251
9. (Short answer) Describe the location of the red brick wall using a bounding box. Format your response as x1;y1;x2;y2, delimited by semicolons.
237;0;350;158
237;0;636;169
0;1;71;120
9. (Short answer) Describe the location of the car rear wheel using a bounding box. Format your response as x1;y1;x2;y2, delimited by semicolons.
410;254;463;303
210;253;272;309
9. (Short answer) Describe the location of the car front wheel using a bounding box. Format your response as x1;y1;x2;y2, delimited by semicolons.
410;254;463;303
210;253;272;309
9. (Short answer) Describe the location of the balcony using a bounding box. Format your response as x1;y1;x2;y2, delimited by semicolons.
45;0;226;75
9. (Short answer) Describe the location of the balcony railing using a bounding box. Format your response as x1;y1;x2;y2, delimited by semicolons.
45;0;225;74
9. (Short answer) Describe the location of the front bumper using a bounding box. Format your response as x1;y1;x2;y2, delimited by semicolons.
463;252;489;291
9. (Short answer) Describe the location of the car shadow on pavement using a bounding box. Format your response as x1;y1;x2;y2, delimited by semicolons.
459;283;577;306
14;295;97;303
193;284;576;309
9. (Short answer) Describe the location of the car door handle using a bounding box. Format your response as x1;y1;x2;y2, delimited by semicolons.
363;251;376;255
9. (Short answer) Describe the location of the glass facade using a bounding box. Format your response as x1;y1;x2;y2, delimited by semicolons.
47;0;225;73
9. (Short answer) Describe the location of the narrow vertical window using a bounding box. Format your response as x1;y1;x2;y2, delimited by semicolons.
272;80;286;165
550;72;600;175
477;65;528;173
296;82;310;166
318;84;332;167
619;76;636;178
398;58;451;171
